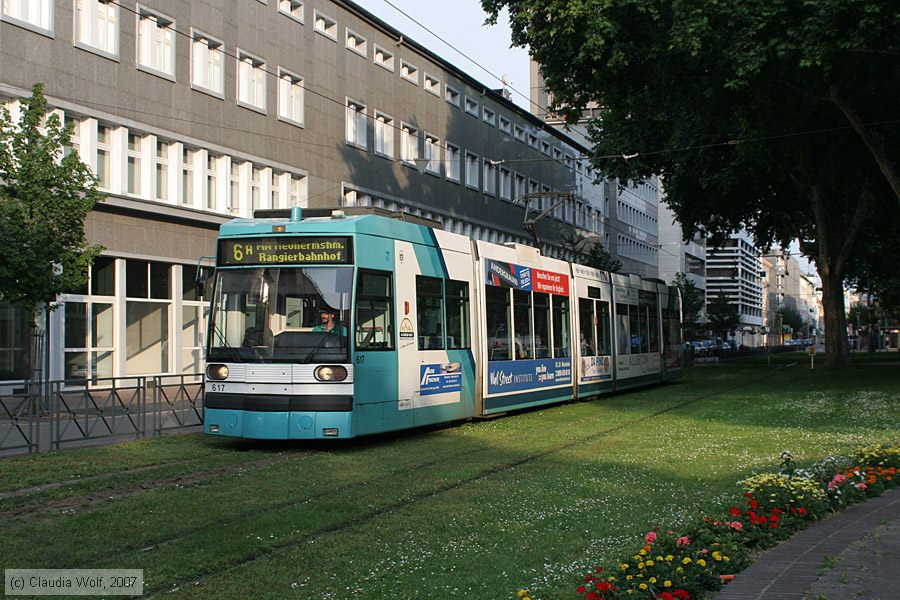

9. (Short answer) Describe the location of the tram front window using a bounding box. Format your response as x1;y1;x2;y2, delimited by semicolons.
208;267;352;363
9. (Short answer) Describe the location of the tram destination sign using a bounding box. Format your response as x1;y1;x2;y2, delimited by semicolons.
218;236;353;266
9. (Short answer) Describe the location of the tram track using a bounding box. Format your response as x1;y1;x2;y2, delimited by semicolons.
142;368;786;596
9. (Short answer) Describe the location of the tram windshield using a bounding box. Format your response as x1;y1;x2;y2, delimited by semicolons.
208;267;352;363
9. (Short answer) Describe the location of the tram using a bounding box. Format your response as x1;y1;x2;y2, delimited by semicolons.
201;207;684;440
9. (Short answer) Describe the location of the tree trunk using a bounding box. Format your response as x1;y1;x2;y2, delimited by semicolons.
819;270;850;367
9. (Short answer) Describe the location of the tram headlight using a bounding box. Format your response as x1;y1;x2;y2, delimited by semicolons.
314;365;348;382
206;363;229;381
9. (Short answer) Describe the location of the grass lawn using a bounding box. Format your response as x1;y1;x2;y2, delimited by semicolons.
1;353;897;599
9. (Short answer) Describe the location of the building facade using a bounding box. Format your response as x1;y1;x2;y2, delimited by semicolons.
0;0;606;391
657;198;707;330
528;64;660;280
705;231;764;346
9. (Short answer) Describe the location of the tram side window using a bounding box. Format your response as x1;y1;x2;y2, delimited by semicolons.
649;300;660;352
629;302;641;353
533;292;551;358
486;285;511;360
597;301;611;355
416;276;444;350
639;291;654;353
513;289;533;359
552;296;570;357
446;280;470;349
579;298;595;356
356;270;394;350
616;303;630;355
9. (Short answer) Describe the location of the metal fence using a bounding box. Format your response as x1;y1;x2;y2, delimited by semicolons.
0;374;204;456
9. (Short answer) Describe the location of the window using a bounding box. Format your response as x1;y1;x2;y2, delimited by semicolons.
346;29;366;56
346;100;367;148
137;6;175;78
374;45;394;71
126;132;142;195
500;167;511;200
446;280;470;349
278;0;303;22
424;134;440;174
356;270;394;350
155;139;169;200
75;0;118;56
514;173;525;201
374;112;394;158
181;147;195;206
541;141;551;155
250;166;261;212
465;97;478;116
416;276;444;350
514;125;526;141
64;115;82;159
228;161;241;212
270;171;283;208
124;259;170;376
512;289;533;359
206;154;219;209
191;31;224;95
313;10;336;40
1;0;52;32
528;133;538;148
288;173;307;207
445;143;460;182
486;286;510;361
465;152;479;189
424;74;440;96
400;60;418;84
400;123;417;164
445;85;460;107
552;296;570;357
237;51;266;111
95;123;111;190
482;106;496;126
499;116;511;134
483;160;496;196
277;68;304;125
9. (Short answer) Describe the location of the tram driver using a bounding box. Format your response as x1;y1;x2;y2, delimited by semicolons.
313;306;347;336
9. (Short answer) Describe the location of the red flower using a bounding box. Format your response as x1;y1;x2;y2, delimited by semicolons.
597;582;615;591
757;515;768;524
660;594;675;600
772;508;783;515
743;492;753;498
770;523;778;529
770;514;780;523
797;507;808;516
729;507;741;516
577;586;586;594
748;499;759;509
595;567;603;573
674;589;691;599
586;593;598;600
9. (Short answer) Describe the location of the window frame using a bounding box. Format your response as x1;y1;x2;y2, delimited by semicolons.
345;98;368;150
136;4;175;81
277;66;305;127
1;0;54;36
345;28;367;57
190;29;225;98
399;60;419;85
74;0;119;60
278;0;304;23
236;49;268;113
373;44;395;71
355;269;395;351
313;10;337;40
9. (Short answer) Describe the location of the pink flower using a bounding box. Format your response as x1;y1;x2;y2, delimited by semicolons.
858;483;868;490
644;531;658;544
730;521;744;531
676;536;690;547
832;474;847;485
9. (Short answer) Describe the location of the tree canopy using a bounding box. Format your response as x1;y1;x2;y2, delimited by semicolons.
484;0;900;365
0;84;104;324
672;272;704;338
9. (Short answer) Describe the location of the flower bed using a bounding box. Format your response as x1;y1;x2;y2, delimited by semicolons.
515;443;898;600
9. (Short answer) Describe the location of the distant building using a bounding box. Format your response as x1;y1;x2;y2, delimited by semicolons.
706;231;764;346
658;199;707;327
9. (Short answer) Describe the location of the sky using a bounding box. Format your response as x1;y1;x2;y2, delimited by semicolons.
352;0;533;111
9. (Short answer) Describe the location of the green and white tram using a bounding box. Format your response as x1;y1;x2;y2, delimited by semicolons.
202;207;683;440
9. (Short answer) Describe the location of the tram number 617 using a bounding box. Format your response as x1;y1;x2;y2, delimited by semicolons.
210;383;226;392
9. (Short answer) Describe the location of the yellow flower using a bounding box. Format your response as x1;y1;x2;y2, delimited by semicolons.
638;562;645;569
697;559;707;567
523;597;531;600
517;592;527;599
712;551;723;561
646;560;655;567
666;555;674;561
608;576;616;582
676;567;684;573
640;549;647;556
649;577;657;584
682;557;692;565
621;563;630;571
639;583;648;590
627;591;634;596
626;575;633;581
724;556;731;562
656;556;664;561
633;555;642;561
664;581;672;588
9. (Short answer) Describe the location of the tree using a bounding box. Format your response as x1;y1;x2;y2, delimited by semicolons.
0;83;104;328
672;272;704;338
778;305;806;337
484;0;899;366
559;229;623;273
707;296;741;340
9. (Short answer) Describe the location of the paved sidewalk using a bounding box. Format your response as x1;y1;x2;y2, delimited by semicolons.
713;485;900;600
